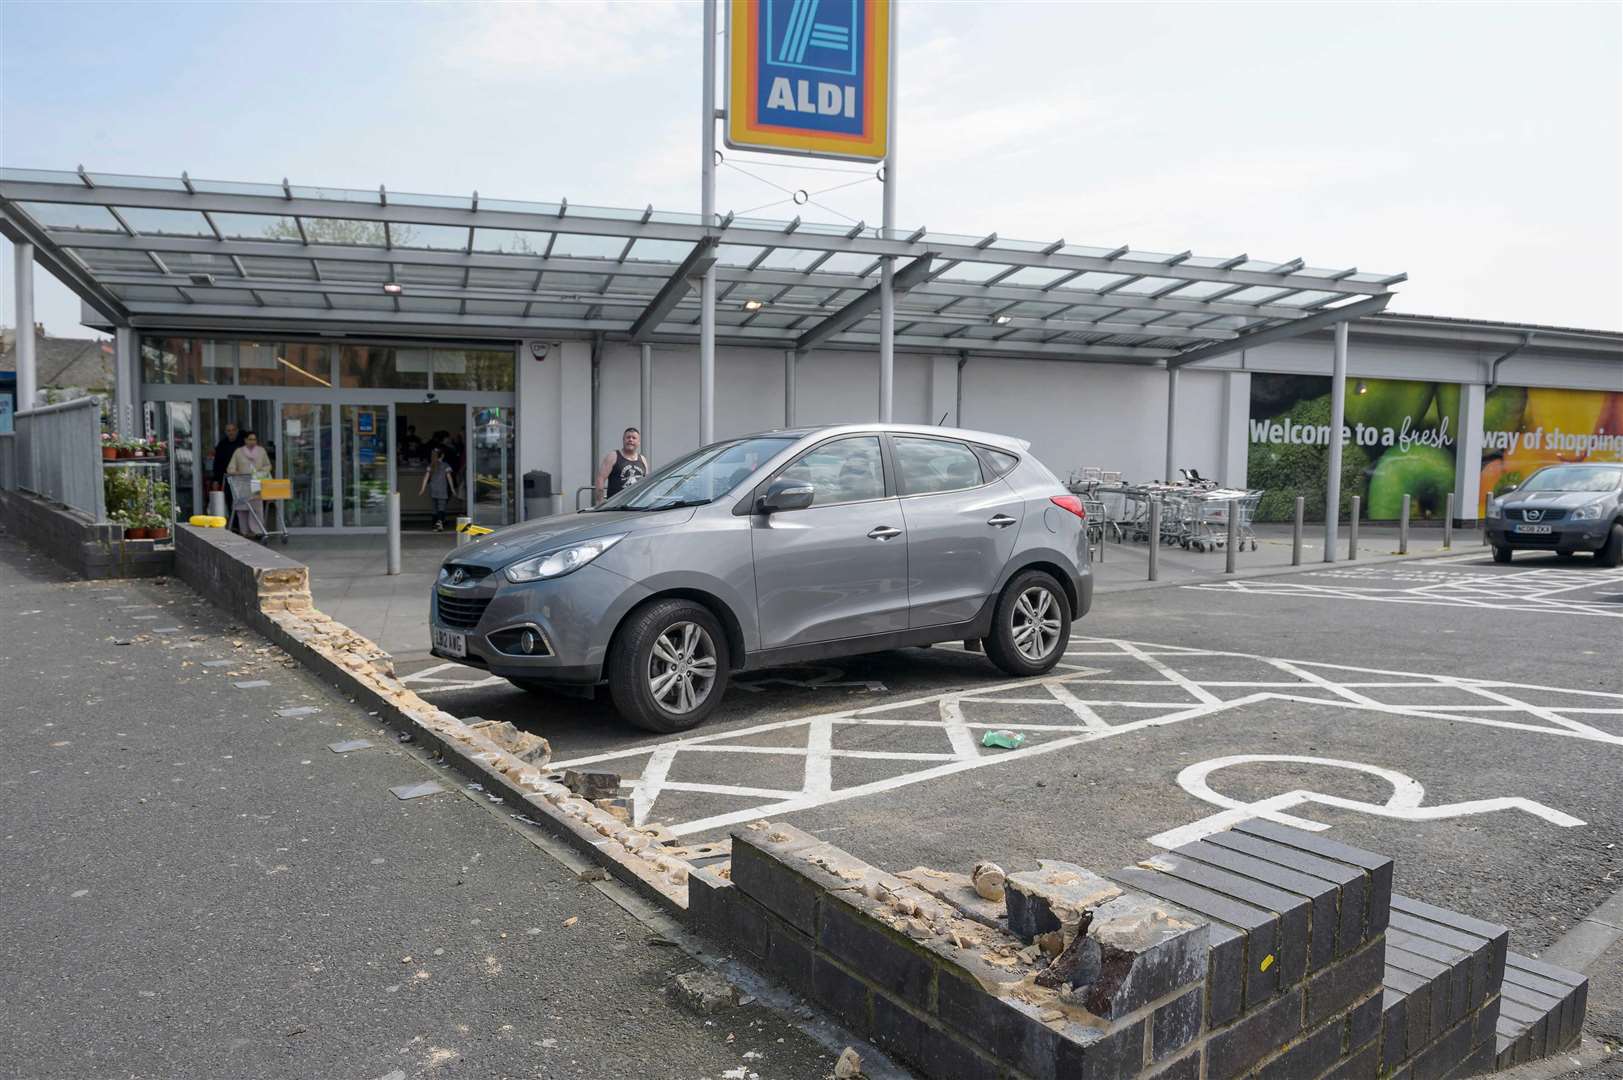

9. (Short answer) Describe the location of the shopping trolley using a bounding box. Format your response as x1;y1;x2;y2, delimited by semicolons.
226;474;291;544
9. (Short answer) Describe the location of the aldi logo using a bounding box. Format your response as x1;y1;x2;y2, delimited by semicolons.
727;0;890;162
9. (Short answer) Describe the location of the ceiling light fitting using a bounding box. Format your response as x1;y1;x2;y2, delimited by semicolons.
382;282;404;295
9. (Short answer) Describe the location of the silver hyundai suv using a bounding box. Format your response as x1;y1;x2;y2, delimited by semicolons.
430;424;1092;731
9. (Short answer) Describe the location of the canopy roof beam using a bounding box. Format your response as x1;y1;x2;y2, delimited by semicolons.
1167;294;1394;369
627;237;718;343
795;254;933;355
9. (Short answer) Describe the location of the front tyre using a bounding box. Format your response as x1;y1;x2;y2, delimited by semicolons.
607;599;730;733
983;570;1071;677
1597;523;1623;568
1492;545;1513;564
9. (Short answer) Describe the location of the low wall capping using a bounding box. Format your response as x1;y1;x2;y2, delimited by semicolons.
166;527;1590;1080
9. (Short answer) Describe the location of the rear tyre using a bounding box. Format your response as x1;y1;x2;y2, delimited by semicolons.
606;599;730;733
1492;545;1513;564
983;570;1071;677
1598;523;1623;568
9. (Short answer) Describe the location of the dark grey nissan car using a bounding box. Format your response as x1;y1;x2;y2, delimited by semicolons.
1485;462;1623;565
430;424;1091;731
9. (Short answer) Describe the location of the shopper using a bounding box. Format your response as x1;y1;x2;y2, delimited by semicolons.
419;446;459;532
226;430;272;538
210;421;244;527
596;427;649;503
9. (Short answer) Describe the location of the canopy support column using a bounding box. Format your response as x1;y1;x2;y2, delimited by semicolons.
12;242;36;414
114;327;138;436
640;343;653;462
784;350;796;426
1324;319;1349;561
1164;365;1180;481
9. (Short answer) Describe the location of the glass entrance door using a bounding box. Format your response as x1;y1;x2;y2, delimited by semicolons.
340;404;392;527
470;404;516;527
280;403;333;528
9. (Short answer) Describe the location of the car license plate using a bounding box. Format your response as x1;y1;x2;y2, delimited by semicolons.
432;627;466;657
1514;524;1552;534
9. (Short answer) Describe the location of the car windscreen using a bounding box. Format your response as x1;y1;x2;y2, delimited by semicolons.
1518;466;1623;494
596;435;797;511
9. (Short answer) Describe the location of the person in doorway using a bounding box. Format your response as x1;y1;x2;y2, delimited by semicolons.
210;421;245;529
419;446;460;532
226;430;273;538
596;427;649;503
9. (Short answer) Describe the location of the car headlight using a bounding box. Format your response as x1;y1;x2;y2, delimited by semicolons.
503;534;624;583
1486;500;1503;519
1570;502;1604;521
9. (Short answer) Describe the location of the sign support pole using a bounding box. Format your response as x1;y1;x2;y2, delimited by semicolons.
878;0;899;422
699;0;718;446
1324;320;1349;562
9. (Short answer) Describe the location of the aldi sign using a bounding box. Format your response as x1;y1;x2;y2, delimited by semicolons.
726;0;891;162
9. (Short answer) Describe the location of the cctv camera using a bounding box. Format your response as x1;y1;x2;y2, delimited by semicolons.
527;341;551;361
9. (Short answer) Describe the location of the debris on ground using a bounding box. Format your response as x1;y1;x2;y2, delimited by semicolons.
832;1046;863;1078
971;860;1007;902
668;968;739;1014
980;729;1026;750
561;916;578;928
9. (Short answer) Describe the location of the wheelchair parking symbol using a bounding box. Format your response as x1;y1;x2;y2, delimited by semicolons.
1148;754;1585;850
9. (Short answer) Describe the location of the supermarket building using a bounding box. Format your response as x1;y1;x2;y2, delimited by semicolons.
2;167;1619;532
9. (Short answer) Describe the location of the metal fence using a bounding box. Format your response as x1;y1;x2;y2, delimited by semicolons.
11;397;106;521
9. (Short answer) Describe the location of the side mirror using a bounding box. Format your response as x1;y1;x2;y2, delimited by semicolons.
1499;484;1518;496
757;478;814;514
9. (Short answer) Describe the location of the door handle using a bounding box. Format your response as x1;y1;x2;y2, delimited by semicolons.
867;525;902;541
987;514;1017;528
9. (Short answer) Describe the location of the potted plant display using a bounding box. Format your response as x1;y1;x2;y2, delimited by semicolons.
144;510;170;542
101;433;118;460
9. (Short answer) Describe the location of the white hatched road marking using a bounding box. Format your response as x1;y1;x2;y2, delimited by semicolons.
1185;563;1623;619
543;636;1623;839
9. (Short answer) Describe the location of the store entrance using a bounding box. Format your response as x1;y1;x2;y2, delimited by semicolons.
394;402;467;531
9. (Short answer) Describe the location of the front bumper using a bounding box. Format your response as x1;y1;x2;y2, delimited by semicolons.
1486;518;1612;551
428;564;650;684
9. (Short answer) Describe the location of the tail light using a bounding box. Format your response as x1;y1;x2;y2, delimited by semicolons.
1051;495;1086;520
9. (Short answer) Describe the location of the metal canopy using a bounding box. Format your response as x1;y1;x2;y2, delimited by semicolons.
0;168;1405;365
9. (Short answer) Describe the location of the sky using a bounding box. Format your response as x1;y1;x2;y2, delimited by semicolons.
2;0;1620;338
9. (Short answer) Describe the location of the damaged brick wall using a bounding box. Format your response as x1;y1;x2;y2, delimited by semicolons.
690;820;1586;1080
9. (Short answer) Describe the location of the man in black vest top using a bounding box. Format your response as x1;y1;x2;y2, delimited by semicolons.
596;426;650;504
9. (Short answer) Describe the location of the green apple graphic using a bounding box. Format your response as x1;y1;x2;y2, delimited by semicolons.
1483;386;1527;435
1367;443;1454;518
1344;378;1436;436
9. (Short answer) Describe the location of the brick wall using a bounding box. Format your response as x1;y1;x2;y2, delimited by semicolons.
0;488;173;579
688;820;1578;1080
173;524;310;624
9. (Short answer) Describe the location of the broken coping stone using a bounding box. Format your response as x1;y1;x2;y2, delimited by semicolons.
900;866;1008;930
562;768;621;801
469;718;551;765
1077;892;1208;1020
1006;860;1122;942
328;739;374;754
389;780;444;800
669;968;739;1014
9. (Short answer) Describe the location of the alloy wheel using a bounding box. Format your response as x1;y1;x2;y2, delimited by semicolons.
1011;586;1061;662
647;621;718;715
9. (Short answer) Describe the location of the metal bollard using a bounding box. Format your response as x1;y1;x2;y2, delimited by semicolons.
455;515;471;546
1444;492;1454;549
1292;496;1304;566
386;492;401;576
1399;494;1410;555
1226;498;1238;574
1349;495;1360;560
1147;499;1161;582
